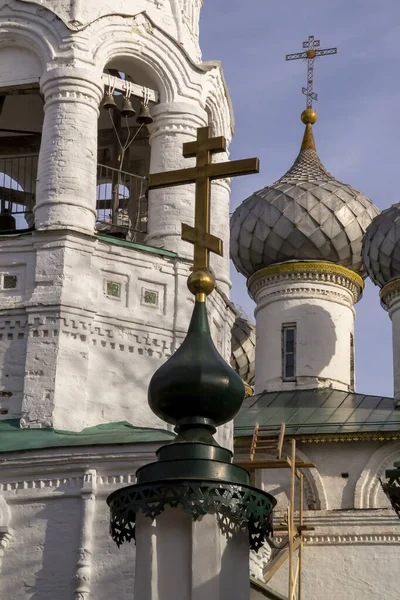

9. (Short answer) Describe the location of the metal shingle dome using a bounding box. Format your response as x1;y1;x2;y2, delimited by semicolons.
362;204;400;288
230;117;379;279
230;315;255;386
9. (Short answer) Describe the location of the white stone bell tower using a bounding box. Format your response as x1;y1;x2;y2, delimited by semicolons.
0;0;235;447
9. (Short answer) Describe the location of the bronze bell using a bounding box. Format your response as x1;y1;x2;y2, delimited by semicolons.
120;96;136;119
136;103;153;125
0;208;16;232
103;92;117;111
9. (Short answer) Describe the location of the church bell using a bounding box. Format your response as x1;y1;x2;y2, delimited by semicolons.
0;208;16;232
120;96;136;119
103;92;117;111
136;103;153;125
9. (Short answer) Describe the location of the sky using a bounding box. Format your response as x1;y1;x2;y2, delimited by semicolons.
199;0;400;397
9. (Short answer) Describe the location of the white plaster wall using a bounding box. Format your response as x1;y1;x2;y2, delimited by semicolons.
0;232;235;448
258;441;397;512
269;540;400;600
252;278;356;393
2;445;400;600
17;0;203;61
135;508;250;600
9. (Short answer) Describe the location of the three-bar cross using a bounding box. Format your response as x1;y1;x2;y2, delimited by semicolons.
286;35;337;108
149;127;259;271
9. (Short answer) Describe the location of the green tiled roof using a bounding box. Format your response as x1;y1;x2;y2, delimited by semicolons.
96;234;177;257
235;389;400;438
0;420;175;453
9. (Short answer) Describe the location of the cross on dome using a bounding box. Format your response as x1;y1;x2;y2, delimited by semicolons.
286;35;337;109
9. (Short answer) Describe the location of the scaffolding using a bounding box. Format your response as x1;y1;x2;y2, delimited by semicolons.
235;423;315;600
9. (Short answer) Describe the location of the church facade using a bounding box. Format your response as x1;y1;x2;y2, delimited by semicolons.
0;1;399;599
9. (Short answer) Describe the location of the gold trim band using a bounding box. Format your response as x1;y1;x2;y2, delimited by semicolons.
248;261;364;290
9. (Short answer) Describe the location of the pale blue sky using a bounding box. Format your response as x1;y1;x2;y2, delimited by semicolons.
200;0;400;397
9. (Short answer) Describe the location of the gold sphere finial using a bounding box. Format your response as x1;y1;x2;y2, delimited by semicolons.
301;108;318;125
187;269;216;301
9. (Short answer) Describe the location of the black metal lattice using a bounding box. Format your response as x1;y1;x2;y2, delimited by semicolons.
380;475;400;519
108;480;275;552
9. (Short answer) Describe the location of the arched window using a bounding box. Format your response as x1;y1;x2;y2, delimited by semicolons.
0;47;43;232
96;63;158;243
0;46;43;234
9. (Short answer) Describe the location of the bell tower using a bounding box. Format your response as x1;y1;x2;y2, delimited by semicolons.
0;0;234;446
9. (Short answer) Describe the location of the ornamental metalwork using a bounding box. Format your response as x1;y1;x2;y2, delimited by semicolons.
286;35;337;108
108;480;275;551
380;467;400;519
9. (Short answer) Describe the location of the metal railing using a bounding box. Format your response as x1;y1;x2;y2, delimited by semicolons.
0;155;37;228
96;164;148;242
0;157;149;240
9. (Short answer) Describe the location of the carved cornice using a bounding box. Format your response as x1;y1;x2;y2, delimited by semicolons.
254;285;355;310
380;278;400;309
235;430;400;445
274;532;400;546
248;261;363;303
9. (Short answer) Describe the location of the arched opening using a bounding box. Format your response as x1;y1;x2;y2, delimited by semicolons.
0;46;43;233
96;60;159;243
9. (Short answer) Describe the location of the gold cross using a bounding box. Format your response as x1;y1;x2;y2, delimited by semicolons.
286;36;337;108
148;126;259;271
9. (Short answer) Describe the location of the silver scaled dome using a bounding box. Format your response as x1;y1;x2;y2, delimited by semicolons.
362;204;400;288
230;111;379;278
230;315;255;386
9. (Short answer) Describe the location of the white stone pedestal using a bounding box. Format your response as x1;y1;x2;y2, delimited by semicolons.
134;508;250;600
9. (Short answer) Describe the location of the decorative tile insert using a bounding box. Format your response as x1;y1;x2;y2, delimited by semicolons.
105;281;121;300
143;289;159;306
3;275;17;289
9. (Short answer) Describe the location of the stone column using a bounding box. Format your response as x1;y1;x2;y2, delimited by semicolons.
134;509;250;600
381;280;400;406
75;469;97;600
35;67;104;234
249;262;363;394
146;102;231;294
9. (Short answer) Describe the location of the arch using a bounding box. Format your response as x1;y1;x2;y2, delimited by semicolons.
0;3;62;68
354;440;400;509
202;64;234;142
90;14;205;104
296;447;328;510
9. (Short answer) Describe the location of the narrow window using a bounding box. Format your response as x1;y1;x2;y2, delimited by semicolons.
282;325;296;381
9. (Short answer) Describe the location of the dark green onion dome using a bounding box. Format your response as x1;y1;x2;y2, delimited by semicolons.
148;301;245;429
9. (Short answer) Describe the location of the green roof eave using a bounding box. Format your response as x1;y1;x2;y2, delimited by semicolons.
250;577;288;599
95;234;177;258
0;420;175;454
234;388;400;440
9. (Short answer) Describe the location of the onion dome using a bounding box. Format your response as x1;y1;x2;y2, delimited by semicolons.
230;109;379;278
362;204;400;287
149;296;245;429
230;315;255;386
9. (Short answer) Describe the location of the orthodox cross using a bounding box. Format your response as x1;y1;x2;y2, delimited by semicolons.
286;36;337;108
148;126;259;271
